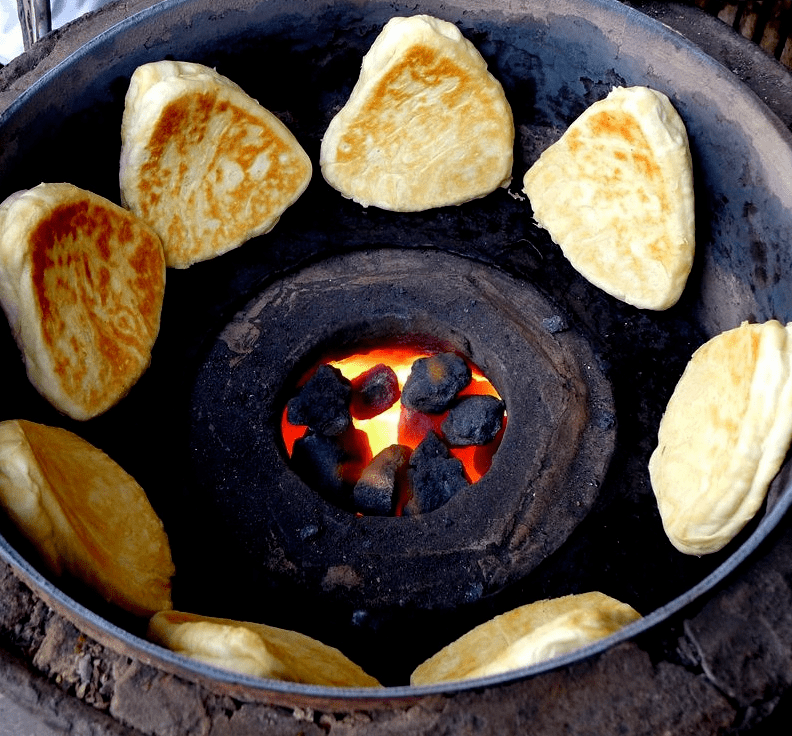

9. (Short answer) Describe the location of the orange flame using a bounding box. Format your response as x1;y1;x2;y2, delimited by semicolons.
281;345;504;485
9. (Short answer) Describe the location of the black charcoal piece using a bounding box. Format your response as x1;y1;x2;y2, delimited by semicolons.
404;431;468;515
410;430;450;465
350;363;401;419
405;457;468;515
400;352;471;413
291;432;350;505
353;444;410;515
442;395;506;446
286;364;352;436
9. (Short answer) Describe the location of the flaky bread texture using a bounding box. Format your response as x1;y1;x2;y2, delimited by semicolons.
0;183;165;421
411;592;640;685
120;61;312;268
320;14;514;211
0;420;174;616
649;321;792;555
523;86;694;310
148;610;381;687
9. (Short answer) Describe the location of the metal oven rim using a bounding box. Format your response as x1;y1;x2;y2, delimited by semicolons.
1;0;792;723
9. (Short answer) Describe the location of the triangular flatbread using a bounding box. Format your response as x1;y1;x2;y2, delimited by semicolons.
148;610;381;688
649;320;792;554
120;61;312;268
411;592;640;685
0;419;174;616
523;86;694;310
320;14;514;212
0;183;165;420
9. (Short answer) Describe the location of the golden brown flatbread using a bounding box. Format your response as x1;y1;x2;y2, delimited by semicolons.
120;60;312;268
148;610;381;687
0;419;174;616
649;320;792;555
0;183;165;420
523;86;694;310
320;14;514;211
411;592;641;685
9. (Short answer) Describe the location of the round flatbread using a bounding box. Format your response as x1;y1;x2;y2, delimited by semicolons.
148;610;381;688
0;419;174;616
0;183;165;420
411;592;640;685
120;60;312;268
320;14;514;211
649;320;792;555
523;86;694;310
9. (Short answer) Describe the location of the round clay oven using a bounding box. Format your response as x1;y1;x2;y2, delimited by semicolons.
188;248;615;679
0;0;792;728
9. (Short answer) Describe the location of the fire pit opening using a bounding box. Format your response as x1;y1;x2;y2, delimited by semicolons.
281;340;507;516
186;248;617;681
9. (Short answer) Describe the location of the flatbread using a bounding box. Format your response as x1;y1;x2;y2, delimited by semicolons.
0;419;174;616
0;183;165;420
120;60;312;268
649;320;792;555
320;14;514;211
411;592;640;685
148;610;381;688
522;86;694;310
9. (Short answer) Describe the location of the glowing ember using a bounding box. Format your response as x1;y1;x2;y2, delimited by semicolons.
282;344;506;510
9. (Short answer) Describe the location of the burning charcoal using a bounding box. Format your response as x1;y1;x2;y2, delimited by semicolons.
339;426;374;484
442;395;506;446
403;432;468;515
410;430;450;465
353;444;410;515
405;458;469;515
397;406;439;448
401;352;471;414
291;432;350;506
286;364;352;436
350;363;401;420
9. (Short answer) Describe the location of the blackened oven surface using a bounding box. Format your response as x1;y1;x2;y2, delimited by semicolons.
189;249;617;684
0;0;791;693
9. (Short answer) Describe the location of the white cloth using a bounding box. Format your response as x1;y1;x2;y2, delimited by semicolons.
0;0;109;65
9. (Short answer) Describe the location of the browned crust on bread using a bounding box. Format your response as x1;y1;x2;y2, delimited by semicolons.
333;44;477;164
0;184;165;420
522;86;694;310
320;15;514;211
140;93;307;249
120;62;312;268
0;419;174;616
